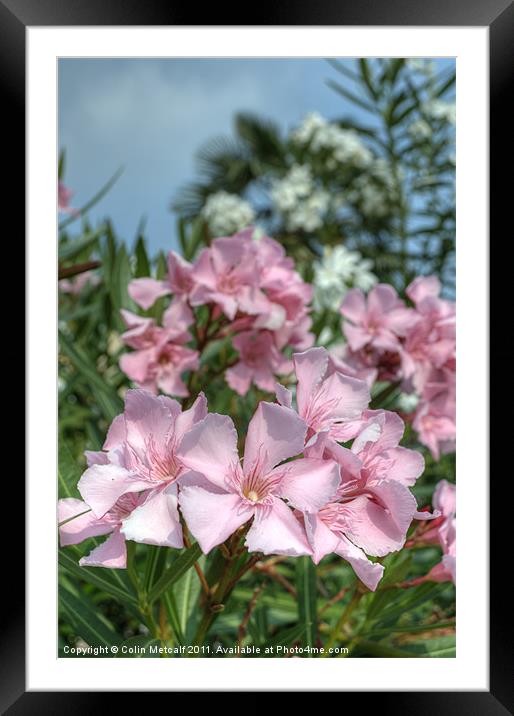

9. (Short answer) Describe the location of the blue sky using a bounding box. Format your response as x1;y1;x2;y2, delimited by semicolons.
58;58;452;255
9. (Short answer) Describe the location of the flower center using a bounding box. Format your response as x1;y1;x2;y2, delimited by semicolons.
218;271;239;294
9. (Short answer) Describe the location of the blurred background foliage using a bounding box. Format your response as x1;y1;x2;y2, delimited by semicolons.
174;58;455;294
58;57;455;658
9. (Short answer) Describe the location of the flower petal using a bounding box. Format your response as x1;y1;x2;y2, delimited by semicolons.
304;513;340;564
174;392;208;442
178;486;252;553
243;401;306;475
225;362;253;396
378;446;425;486
354;409;405;458
406;276;441;304
343;323;371;351
335;535;384;591
84;450;109;467
293;347;328;417
315;371;370;424
120;484;183;548
341;479;417;556
124;389;176;453
78;463;149;518
278;458;340;513
103;413;127;450
79;528;127;569
433;479;456;516
58;498;113;546
176;413;239;490
340;288;366;324
275;382;293;409
128;278;171;310
368;284;399;316
245;497;311;556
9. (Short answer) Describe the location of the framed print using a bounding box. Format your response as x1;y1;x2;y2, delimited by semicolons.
5;0;512;709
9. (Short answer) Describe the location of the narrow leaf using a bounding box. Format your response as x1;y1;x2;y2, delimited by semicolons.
296;556;317;653
148;543;202;604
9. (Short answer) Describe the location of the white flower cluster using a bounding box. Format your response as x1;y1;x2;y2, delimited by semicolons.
292;112;373;169
406;58;436;75
313;244;377;311
349;159;398;219
270;165;330;232
202;191;255;237
409;118;432;140
423;100;456;125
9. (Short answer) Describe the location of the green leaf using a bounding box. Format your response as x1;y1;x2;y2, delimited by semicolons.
434;72;456;98
59;331;123;421
110;244;134;323
162;591;186;646
326;80;377;114
172;554;205;641
148;543;202;604
59;550;138;607
60;582;121;648
58;150;66;181
134;236;151;278
326;58;361;84
58;439;82;498
58;227;104;262
359;59;377;100
295;556;317;653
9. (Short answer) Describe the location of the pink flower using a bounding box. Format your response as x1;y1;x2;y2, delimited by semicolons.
276;347;370;444
59;270;100;295
273;312;315;353
341;284;418;353
58;181;78;215
119;304;198;397
77;389;208;549
328;344;378;389
402;277;456;393
177;401;340;556
226;330;292;395
417;480;456;585
412;392;456;461
58;493;146;568
128;251;195;310
301;409;428;590
189;234;270;320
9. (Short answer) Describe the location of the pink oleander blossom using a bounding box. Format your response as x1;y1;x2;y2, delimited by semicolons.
412;391;456;461
328;344;378;389
226;330;292;395
276;347;370;445
119;305;199;397
58;493;146;568
177;401;340;556
301;409;429;591
189;234;271;320
58;181;78;215
77;389;208;549
128;251;194;310
341;284;418;353
401;277;456;394
59;270;100;295
415;480;456;585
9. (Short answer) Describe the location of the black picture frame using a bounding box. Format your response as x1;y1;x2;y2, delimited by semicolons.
5;0;512;710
